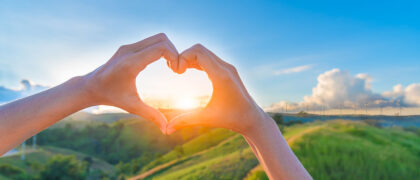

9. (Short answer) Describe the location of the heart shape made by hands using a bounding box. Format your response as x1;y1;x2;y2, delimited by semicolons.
88;33;259;136
136;59;212;111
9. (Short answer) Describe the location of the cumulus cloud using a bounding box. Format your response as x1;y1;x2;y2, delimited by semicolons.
383;83;420;107
273;65;312;75
0;80;48;104
404;84;420;105
266;68;420;112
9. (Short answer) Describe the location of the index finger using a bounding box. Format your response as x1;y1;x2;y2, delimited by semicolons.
127;40;179;73
179;44;228;79
122;33;169;53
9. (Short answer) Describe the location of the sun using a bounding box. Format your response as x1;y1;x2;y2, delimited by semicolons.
174;97;199;110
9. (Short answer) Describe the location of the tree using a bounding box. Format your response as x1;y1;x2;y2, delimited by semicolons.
83;156;93;174
0;164;27;180
39;155;86;180
174;145;184;158
272;114;284;125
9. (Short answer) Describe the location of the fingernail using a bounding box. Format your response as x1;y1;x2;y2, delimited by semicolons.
160;127;166;135
166;127;175;135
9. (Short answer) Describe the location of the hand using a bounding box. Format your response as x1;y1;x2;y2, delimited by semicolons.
83;33;178;133
166;44;272;136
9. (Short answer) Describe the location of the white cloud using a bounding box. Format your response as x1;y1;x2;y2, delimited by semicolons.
382;84;404;99
402;84;420;106
303;68;385;108
404;84;420;105
273;65;312;75
382;83;420;107
267;68;420;112
0;79;48;104
0;79;125;114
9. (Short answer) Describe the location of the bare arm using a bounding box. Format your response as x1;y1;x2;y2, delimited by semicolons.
0;33;178;155
244;115;311;180
167;44;312;180
0;77;92;155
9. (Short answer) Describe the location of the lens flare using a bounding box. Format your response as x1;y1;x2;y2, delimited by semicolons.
174;97;199;110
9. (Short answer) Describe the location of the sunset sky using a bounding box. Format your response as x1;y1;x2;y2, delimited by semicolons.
0;1;419;112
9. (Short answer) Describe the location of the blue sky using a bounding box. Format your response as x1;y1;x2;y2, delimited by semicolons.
0;0;419;109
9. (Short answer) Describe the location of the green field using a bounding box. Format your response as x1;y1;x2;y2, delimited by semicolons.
132;120;420;180
1;113;419;180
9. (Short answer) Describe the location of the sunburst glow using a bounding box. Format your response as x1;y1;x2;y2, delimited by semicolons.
137;59;212;110
174;97;200;110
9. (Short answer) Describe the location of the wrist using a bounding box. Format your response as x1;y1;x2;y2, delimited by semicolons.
242;110;280;139
67;76;99;107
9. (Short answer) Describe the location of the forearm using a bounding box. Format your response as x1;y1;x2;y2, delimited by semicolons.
243;114;312;180
0;76;94;155
243;136;272;177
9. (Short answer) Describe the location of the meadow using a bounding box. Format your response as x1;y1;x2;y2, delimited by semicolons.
0;112;419;180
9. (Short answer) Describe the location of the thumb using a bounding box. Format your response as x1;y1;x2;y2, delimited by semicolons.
166;111;206;135
127;102;168;134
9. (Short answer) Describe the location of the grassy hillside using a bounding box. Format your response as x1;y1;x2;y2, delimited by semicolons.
140;128;236;173
3;113;419;179
293;121;420;179
35;117;204;165
52;112;137;128
134;120;420;180
135;133;256;180
245;120;420;180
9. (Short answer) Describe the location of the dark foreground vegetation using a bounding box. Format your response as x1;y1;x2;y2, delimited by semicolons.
1;112;419;180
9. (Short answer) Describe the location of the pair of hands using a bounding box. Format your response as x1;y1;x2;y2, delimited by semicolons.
83;33;269;136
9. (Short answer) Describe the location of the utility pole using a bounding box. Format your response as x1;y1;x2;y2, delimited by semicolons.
397;100;401;116
21;141;26;160
32;135;37;150
364;103;368;116
353;105;357;115
380;105;383;115
285;103;288;113
399;104;402;116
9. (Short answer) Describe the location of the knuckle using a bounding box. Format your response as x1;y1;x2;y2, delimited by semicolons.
155;33;168;42
117;59;134;72
192;43;205;50
118;44;129;51
226;63;237;73
117;45;131;54
191;44;207;56
156;42;169;52
217;68;234;81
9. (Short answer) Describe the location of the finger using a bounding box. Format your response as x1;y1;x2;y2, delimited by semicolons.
177;57;188;74
166;111;206;134
179;44;225;78
185;45;248;96
127;40;178;74
123;33;169;53
167;60;172;69
179;55;202;72
131;102;168;134
164;38;179;73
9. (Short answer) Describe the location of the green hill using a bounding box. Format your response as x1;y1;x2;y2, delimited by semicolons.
3;114;419;180
133;120;420;180
51;112;137;128
140;128;236;173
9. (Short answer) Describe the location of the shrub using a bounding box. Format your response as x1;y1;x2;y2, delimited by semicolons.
246;170;269;180
39;155;86;180
0;164;27;180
